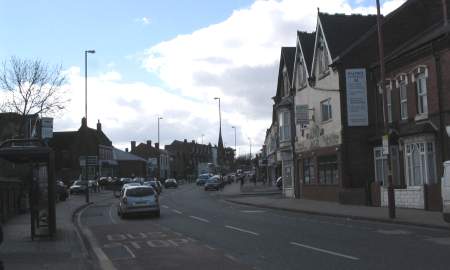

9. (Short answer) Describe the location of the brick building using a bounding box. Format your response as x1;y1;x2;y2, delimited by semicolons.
113;148;147;178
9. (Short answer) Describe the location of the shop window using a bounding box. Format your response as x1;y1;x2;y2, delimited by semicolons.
318;155;338;185
303;158;315;184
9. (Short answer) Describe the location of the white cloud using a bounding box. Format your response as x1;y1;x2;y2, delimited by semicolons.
138;0;405;153
53;0;406;155
135;16;151;25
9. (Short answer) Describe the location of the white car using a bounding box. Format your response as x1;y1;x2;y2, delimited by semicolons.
118;186;160;218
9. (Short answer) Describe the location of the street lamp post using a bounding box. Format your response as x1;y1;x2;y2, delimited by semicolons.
214;97;222;132
248;137;252;159
201;134;204;144
231;126;237;157
157;116;163;180
84;50;95;122
376;0;395;218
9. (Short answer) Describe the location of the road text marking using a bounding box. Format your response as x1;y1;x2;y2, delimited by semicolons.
290;241;359;261
240;210;266;213
189;215;210;223
225;225;259;236
172;209;183;214
162;205;169;209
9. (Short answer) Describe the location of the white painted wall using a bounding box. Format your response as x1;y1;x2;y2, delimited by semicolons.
295;70;342;152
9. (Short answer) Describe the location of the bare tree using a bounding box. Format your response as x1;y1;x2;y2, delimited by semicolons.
0;56;68;117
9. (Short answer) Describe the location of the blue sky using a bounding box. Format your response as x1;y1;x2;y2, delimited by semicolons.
0;0;404;153
0;0;254;85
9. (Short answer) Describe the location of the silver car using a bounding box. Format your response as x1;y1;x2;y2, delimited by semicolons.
118;186;160;218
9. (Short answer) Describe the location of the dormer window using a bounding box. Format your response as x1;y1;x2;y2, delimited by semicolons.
283;66;290;96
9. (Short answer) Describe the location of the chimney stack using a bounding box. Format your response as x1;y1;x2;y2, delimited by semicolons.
125;148;129;152
97;120;102;131
81;117;87;127
147;140;152;147
155;143;160;149
184;139;187;143
131;141;136;152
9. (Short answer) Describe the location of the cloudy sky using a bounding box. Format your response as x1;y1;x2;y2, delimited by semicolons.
0;0;405;155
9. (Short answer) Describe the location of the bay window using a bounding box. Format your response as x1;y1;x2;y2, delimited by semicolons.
279;111;291;142
416;73;428;115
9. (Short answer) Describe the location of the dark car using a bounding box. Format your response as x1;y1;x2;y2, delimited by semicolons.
196;174;210;186
69;180;87;194
276;177;283;190
164;178;178;188
204;176;220;191
144;181;162;194
56;180;69;201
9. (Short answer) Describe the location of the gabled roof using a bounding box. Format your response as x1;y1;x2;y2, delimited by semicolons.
113;148;146;161
337;0;449;67
297;31;316;75
318;13;377;59
275;47;296;100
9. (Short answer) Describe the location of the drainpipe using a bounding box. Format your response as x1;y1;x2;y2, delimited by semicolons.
290;93;300;198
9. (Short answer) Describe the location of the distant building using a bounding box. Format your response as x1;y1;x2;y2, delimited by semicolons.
165;139;213;179
113;148;146;178
49;118;115;183
130;140;171;180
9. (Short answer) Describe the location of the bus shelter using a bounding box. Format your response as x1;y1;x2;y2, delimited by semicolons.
0;139;56;240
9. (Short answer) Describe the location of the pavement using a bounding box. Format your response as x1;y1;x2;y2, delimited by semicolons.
221;181;450;230
0;190;112;270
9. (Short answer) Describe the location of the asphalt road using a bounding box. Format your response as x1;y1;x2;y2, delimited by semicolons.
79;183;450;270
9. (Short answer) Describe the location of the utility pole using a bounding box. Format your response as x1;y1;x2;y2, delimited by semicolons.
84;50;95;122
376;0;395;218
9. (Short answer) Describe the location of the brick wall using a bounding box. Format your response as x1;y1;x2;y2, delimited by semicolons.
381;186;424;209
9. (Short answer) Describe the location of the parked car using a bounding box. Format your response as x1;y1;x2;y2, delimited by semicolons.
204;176;220;191
164;178;178;188
69;180;87;194
276;177;283;190
143;181;162;195
121;182;142;194
56;181;68;201
117;186;160;218
196;174;210;186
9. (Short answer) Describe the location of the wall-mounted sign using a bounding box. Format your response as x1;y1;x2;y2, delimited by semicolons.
346;69;368;126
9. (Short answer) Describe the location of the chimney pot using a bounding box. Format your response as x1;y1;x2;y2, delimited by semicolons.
147;140;152;147
81;117;87;127
125;148;129;152
131;141;136;151
155;143;160;149
184;139;187;143
97;120;102;131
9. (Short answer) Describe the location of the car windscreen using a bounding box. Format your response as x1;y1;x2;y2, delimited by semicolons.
199;175;210;180
126;187;154;197
207;178;218;183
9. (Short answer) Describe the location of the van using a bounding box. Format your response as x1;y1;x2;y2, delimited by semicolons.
442;161;450;223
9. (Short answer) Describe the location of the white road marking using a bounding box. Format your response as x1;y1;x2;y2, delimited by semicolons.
225;254;238;262
162;205;169;209
189;215;210;223
290;241;359;261
225;225;259;236
78;206;118;270
172;209;183;214
108;204;117;224
240;210;266;213
204;244;216;250
123;245;136;258
187;237;197;242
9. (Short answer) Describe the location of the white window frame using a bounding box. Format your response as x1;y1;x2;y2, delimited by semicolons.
404;139;436;186
320;99;332;122
295;57;306;90
373;146;400;186
318;36;329;76
416;73;428;115
399;81;408;120
278;111;291;142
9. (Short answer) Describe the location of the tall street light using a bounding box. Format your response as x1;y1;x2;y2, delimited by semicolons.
214;97;222;133
231;126;237;157
248;137;252;159
157;116;163;145
201;134;204;144
85;50;95;122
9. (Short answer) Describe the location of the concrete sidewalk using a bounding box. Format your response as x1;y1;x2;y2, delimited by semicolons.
0;190;112;270
221;182;450;230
